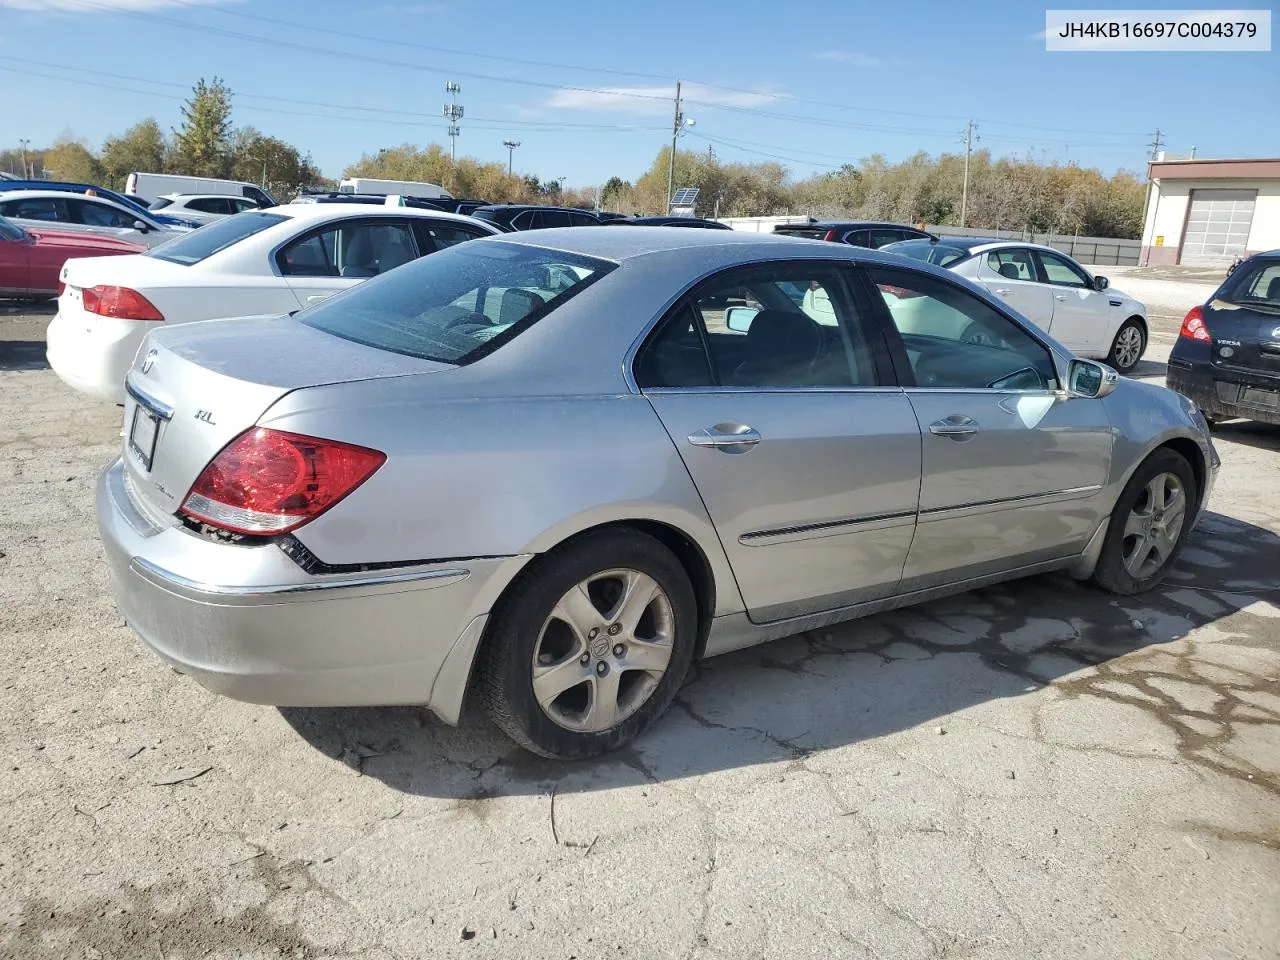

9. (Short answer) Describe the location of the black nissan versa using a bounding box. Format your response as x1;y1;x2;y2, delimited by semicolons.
1168;250;1280;426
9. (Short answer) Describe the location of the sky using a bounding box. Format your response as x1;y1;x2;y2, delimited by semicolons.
1;0;1277;186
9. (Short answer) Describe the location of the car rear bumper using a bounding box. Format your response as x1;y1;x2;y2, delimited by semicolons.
1167;358;1280;426
96;459;529;721
46;310;149;403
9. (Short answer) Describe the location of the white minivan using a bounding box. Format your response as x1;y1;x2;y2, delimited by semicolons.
125;172;275;208
339;178;451;199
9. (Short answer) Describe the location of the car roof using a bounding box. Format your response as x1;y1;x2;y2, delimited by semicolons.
775;220;920;230
1;188;127;202
473;204;595;214
487;224;926;265
264;202;495;227
160;193;244;201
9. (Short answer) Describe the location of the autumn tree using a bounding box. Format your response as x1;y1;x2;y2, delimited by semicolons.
171;77;233;177
43;138;103;184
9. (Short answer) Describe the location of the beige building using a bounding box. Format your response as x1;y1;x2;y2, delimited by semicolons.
1140;157;1280;267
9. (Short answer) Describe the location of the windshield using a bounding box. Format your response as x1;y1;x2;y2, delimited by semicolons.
300;240;614;365
146;211;288;265
0;216;24;241
881;238;971;267
1221;259;1280;311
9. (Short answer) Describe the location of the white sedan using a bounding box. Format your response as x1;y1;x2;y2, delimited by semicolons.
0;189;183;249
148;193;266;225
881;237;1149;373
47;202;501;402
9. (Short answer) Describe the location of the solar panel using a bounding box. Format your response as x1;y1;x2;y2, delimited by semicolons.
670;187;699;206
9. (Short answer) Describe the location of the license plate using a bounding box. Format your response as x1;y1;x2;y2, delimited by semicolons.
1240;386;1280;410
128;405;160;470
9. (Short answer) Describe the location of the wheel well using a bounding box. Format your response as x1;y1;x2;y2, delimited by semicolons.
1126;315;1148;337
1159;437;1206;508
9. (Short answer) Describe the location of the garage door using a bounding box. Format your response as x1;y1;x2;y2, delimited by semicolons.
1180;189;1255;266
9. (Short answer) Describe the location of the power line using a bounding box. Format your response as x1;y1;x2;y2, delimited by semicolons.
685;131;843;169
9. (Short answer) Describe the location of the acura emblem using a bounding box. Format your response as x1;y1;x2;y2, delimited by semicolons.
140;349;157;374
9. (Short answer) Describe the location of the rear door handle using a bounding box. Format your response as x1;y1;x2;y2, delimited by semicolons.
929;415;979;440
687;424;761;451
306;294;332;304
994;287;1013;296
1055;294;1068;302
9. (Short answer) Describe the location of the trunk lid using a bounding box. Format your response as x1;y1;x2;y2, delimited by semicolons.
121;316;452;522
1206;298;1280;379
59;252;184;291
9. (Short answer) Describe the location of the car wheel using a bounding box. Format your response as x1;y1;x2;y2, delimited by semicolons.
479;528;698;759
1107;318;1146;373
1091;448;1197;595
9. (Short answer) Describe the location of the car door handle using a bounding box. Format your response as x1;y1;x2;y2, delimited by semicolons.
994;287;1013;296
687;425;761;451
1055;294;1068;301
306;294;331;304
929;415;980;440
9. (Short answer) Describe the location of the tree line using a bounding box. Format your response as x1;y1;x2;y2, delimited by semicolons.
3;76;1145;239
1;78;324;199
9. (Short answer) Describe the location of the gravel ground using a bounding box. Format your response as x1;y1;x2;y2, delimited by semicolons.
1;297;1277;960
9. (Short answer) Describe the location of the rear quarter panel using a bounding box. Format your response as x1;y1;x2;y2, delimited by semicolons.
258;383;744;617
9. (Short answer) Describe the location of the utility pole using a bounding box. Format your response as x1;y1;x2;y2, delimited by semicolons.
959;120;978;228
503;140;520;176
1139;128;1164;265
666;80;682;215
443;82;463;163
19;138;30;179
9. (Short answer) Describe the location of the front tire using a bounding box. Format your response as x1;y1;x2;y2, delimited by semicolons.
479;528;698;759
1107;318;1146;373
1091;448;1197;595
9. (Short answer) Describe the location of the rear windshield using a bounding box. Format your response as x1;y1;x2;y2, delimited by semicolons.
776;227;826;239
300;240;614;365
148;197;172;210
1221;259;1280;311
146;211;288;265
881;238;971;267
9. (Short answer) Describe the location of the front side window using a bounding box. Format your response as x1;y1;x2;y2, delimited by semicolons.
72;199;136;228
636;264;880;389
278;220;418;278
1036;250;1091;288
187;197;228;214
146;211;289;265
868;229;903;248
300;241;612;364
986;248;1037;282
868;266;1058;391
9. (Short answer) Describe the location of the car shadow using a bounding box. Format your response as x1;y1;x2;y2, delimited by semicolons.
278;510;1280;798
1211;420;1280;453
0;340;49;371
1128;357;1167;379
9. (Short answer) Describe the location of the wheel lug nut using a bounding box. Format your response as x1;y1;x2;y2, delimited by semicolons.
588;627;599;639
580;653;590;665
607;623;621;636
613;644;625;657
596;662;608;676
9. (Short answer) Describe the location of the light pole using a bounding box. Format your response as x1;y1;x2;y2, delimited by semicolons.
664;83;695;214
19;138;30;178
503;140;520;176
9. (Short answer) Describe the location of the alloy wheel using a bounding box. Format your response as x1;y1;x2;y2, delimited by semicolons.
1114;325;1143;369
531;568;675;732
1121;471;1186;579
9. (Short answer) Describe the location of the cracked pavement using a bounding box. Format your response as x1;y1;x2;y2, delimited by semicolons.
1;300;1277;959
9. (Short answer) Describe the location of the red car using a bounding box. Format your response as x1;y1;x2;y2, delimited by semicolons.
0;215;147;299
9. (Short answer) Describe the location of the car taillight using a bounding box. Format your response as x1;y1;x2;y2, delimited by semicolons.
823;229;837;242
1179;305;1210;342
81;285;165;321
180;428;386;535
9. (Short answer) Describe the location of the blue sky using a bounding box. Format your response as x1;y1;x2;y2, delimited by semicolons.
1;0;1277;185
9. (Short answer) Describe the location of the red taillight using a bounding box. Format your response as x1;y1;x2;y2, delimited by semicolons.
823;229;838;242
1179;305;1210;342
81;285;164;321
180;428;386;535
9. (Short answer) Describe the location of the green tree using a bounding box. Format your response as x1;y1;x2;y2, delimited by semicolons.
172;77;233;177
230;127;324;197
100;118;166;190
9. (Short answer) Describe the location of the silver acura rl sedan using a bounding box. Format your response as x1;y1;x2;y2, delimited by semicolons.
98;228;1218;758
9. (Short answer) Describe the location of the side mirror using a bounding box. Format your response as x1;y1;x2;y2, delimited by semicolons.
1093;275;1109;291
133;220;149;233
1067;358;1118;398
725;305;759;333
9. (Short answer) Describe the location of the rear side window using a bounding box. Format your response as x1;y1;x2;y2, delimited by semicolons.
881;238;969;267
146;211;289;265
300;241;613;364
149;197;173;210
71;199;136;228
412;219;487;252
867;229;903;248
1;197;66;222
278;220;418;277
188;197;229;214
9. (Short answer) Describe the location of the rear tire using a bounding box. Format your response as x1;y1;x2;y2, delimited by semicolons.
1107;318;1146;373
1091;448;1197;595
479;528;698;759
